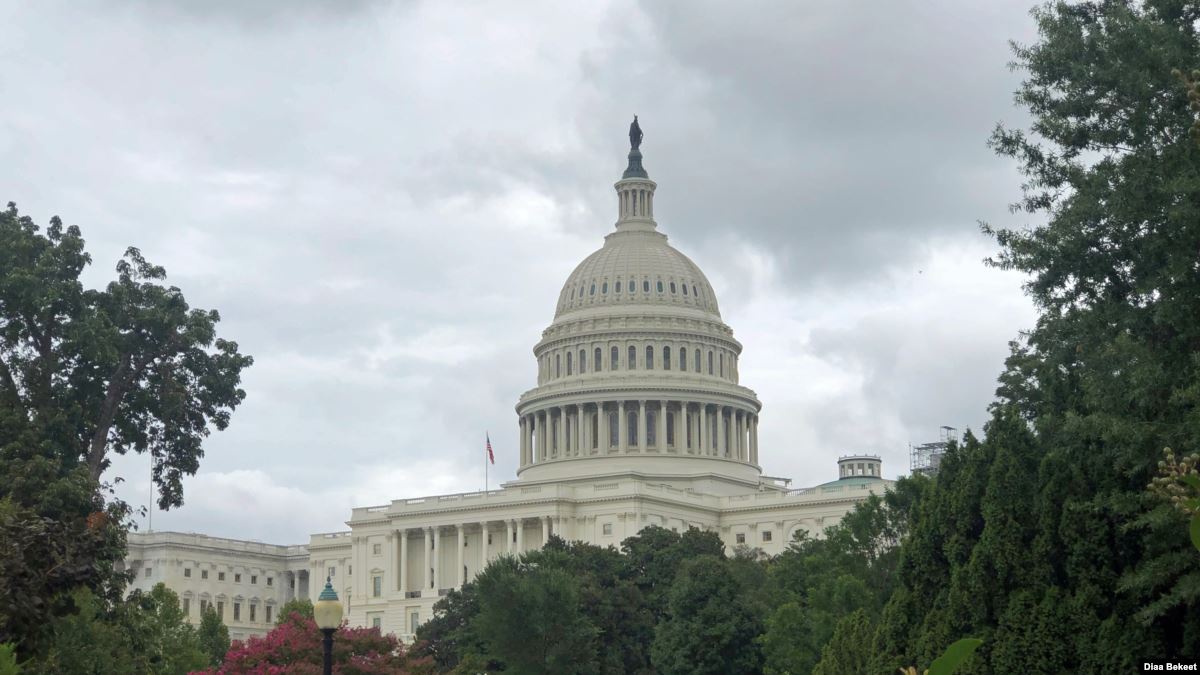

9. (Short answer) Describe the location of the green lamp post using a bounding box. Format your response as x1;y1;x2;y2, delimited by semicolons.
313;576;343;675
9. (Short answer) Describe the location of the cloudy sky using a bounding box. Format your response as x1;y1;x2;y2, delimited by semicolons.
2;0;1041;543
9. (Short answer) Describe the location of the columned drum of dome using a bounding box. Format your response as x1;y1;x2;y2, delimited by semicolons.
515;121;763;488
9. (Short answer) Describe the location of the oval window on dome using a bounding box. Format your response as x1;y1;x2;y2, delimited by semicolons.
590;284;596;296
670;282;677;294
615;281;622;293
656;280;664;293
693;285;699;298
682;284;688;296
630;277;636;293
571;288;575;299
643;280;650;293
602;281;608;294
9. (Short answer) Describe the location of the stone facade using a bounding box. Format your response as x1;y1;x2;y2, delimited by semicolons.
124;136;893;641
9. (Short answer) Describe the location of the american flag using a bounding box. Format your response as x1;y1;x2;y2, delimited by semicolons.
486;433;495;464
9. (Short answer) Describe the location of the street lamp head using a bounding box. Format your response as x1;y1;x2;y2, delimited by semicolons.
313;576;343;630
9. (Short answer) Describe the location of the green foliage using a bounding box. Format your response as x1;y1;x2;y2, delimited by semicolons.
928;637;983;675
650;556;763;675
274;597;313;624
0;643;19;675
197;605;230;668
811;609;875;675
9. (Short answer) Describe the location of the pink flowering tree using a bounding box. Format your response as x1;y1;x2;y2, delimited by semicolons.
192;612;434;674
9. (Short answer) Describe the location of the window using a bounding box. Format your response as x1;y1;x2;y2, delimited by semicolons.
144;567;152;578
663;346;671;370
695;350;701;372
487;532;493;545
680;348;687;371
601;281;608;294
670;281;676;293
184;568;192;578
201;600;209;614
667;412;675;446
657;280;664;293
234;603;241;621
235;573;242;583
373;576;382;598
570;287;575;299
266;606;273;623
736;533;746;544
373;543;381;555
628;346;636;369
182;598;190;615
251;575;257;585
762;531;773;543
267;577;273;586
595;347;602;372
647;411;656;446
373;616;382;629
589;284;595;296
555;354;560;377
579;350;586;374
628;411;638;446
609;412;619;447
708;351;714;375
328;567;336;578
410;612;420;634
615;280;622;293
720;353;724;377
603;523;613;535
646;345;654;369
218;572;225;581
202;570;209;580
682;284;689;295
643;280;650;293
566;351;572;375
610;346;618;370
250;604;256;622
217;601;225;619
693;284;698;297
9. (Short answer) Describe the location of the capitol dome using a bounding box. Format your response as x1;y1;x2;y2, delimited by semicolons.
514;119;762;490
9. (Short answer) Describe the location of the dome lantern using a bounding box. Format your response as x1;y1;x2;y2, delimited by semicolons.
615;116;657;233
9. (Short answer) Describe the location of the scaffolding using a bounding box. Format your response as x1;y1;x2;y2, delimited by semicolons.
910;425;957;476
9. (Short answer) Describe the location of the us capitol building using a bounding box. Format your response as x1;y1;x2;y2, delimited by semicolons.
123;121;891;642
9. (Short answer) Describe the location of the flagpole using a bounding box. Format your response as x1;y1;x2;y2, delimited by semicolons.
484;432;488;494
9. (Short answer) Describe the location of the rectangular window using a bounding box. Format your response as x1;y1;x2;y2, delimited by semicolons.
373;576;382;598
487;533;493;545
235;573;241;583
602;523;613;535
217;601;224;619
628;346;636;369
328;566;336;578
646;345;654;369
647;411;657;446
267;577;273;586
410;612;420;634
266;606;273;623
708;351;714;374
762;531;773;543
251;575;257;585
664;346;671;370
183;599;190;616
144;568;152;578
666;412;675;446
611;346;618;370
184;568;192;578
373;615;382;629
695;350;701;372
736;533;746;544
218;572;226;581
373;543;381;555
250;604;256;622
201;600;208;614
609;412;618;447
233;603;241;621
202;570;209;580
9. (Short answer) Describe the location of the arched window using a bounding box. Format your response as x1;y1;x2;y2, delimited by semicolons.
680;347;687;371
666;412;675;446
695;349;701;372
615;281;622;293
566;352;573;375
719;353;724;377
592;414;599;449
608;412;618;447
682;284;688;296
628;346;637;369
656;280;664;293
579;349;586;374
590;284;595;296
611;346;619;370
630;277;636;293
628;412;639;446
663;346;671;370
602;281;608;294
693;285;698;297
556;354;561;378
670;281;676;293
595;347;602;372
646;345;654;370
643;280;650;293
708;351;714;375
647;411;657;446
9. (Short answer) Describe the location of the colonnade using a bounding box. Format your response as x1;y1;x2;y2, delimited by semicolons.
517;401;759;467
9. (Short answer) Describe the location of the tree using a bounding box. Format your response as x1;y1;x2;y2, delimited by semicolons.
650;556;762;675
811;609;875;675
275;598;314;625
206;612;433;674
198;605;230;668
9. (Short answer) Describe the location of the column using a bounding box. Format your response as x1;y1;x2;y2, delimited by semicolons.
658;400;667;451
506;520;514;554
751;414;759;465
399;529;408;594
618;401;628;453
555;408;565;458
716;406;725;457
516;519;525;551
480;522;489;569
575;406;583;456
538;412;546;461
519;416;528;466
292;572;300;600
674;402;684;453
423;528;432;592
700;404;709;455
541;516;550;546
432;528;441;591
638;400;647;450
600;403;609;452
385;532;395;596
456;524;465;588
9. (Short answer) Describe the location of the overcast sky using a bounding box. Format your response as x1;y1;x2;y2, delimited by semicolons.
2;0;1041;544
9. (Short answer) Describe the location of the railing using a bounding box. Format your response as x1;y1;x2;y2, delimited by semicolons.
404;590;422;599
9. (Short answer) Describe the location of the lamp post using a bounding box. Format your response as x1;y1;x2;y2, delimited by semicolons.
313;576;343;675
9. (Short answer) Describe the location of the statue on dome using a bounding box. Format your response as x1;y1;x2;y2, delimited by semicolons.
629;115;643;150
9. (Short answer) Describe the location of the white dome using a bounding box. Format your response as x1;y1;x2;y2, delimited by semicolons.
555;229;721;319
